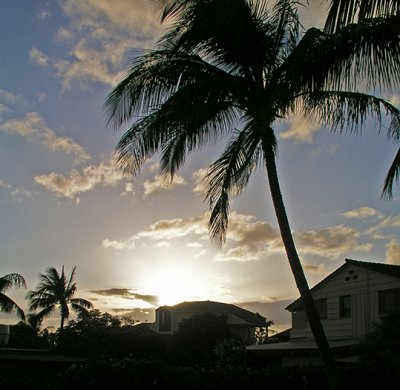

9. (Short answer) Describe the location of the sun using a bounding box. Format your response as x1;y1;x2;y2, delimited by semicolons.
145;266;209;306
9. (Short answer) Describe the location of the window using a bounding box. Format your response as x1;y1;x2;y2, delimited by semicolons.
159;309;172;331
315;298;327;319
379;288;400;316
340;295;351;317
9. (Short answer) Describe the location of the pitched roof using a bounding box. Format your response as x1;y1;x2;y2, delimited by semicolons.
345;258;400;278
286;259;400;311
157;300;269;326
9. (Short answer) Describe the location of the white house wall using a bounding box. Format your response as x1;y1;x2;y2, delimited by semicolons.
290;263;400;343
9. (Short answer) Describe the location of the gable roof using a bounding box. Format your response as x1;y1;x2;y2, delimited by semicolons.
286;259;400;312
157;300;269;326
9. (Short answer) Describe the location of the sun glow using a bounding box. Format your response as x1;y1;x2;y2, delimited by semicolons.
145;266;209;306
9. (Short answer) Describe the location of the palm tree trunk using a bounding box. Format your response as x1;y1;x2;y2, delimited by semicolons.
60;316;64;333
262;140;340;389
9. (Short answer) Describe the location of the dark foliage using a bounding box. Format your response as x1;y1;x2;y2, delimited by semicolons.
170;312;245;367
355;312;400;379
7;321;49;349
55;309;170;360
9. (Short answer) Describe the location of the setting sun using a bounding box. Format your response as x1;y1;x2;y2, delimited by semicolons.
144;266;209;306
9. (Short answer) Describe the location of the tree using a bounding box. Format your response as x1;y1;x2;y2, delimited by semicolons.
171;313;238;367
0;273;26;320
105;0;400;385
28;266;93;331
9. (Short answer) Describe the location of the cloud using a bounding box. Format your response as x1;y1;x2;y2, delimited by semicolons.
49;0;163;89
366;215;400;235
102;214;209;251
385;239;400;265
102;238;135;250
102;212;371;263
280;115;320;143
143;174;185;198
29;48;49;67
0;112;90;162
192;168;209;196
0;89;26;114
34;160;124;199
0;179;32;201
303;262;327;274
0;180;12;190
295;225;373;258
90;288;158;305
215;213;282;262
342;207;381;219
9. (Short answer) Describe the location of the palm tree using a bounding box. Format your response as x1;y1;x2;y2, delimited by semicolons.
0;273;26;320
28;266;93;331
105;0;400;384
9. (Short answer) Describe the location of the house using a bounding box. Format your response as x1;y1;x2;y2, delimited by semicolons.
150;300;271;345
247;259;400;365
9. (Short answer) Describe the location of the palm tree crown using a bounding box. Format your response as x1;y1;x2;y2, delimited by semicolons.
28;266;93;330
106;0;400;238
105;0;400;383
0;273;26;320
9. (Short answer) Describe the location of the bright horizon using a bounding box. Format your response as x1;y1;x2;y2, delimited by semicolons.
1;0;399;332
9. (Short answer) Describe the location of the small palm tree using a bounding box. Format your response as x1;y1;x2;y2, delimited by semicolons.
0;273;26;320
28;266;93;331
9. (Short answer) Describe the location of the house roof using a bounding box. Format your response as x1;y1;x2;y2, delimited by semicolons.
286;259;400;312
156;300;269;327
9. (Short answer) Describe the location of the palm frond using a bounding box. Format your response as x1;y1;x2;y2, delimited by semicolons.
0;273;27;292
303;90;400;139
270;0;301;60
35;305;56;322
324;0;400;33
70;298;94;310
206;124;262;245
0;292;25;320
283;15;400;94
382;147;400;198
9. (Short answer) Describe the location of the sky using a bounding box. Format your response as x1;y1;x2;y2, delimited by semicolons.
1;0;399;332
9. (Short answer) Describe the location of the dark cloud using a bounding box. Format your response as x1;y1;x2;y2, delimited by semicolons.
90;288;158;305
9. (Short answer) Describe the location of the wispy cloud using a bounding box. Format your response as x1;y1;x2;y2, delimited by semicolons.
192;168;208;196
103;211;372;263
215;213;282;262
295;225;372;258
366;215;400;235
143;174;185;198
0;89;26;114
90;288;158;305
303;262;327;274
280;115;320;143
385;239;400;265
34;160;124;200
29;48;49;67
41;0;163;89
0;112;90;162
342;207;381;219
0;179;32;201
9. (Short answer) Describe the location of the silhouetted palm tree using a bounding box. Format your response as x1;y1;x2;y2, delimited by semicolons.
28;266;93;331
0;273;26;320
105;0;400;384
